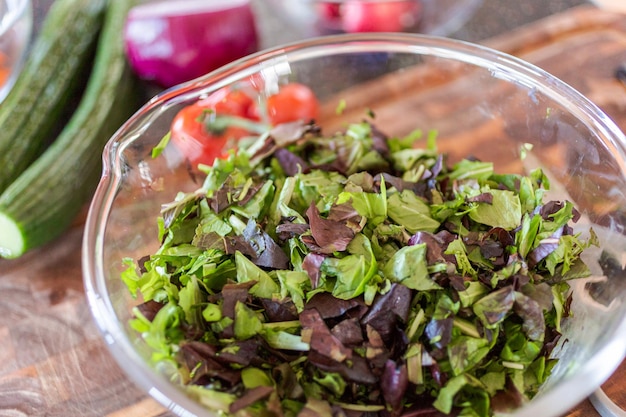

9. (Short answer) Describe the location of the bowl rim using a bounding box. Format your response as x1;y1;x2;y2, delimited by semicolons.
83;32;626;417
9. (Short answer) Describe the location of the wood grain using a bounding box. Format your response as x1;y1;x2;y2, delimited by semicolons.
0;225;149;417
1;5;626;417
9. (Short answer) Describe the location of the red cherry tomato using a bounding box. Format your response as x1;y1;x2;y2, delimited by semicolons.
169;83;319;167
341;1;422;33
170;88;255;166
198;88;258;120
265;83;319;125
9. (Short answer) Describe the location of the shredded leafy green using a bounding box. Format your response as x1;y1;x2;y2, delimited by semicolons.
123;117;597;417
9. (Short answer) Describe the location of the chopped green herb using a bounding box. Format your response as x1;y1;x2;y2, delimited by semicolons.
126;116;597;417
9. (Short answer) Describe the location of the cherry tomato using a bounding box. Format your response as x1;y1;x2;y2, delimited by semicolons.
198;88;257;120
265;83;319;125
341;1;422;33
169;83;320;167
170;88;255;166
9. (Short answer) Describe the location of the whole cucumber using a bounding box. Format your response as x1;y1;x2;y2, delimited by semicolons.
0;0;141;258
0;0;108;193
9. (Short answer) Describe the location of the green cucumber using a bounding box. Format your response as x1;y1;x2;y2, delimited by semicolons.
0;0;108;193
0;0;141;259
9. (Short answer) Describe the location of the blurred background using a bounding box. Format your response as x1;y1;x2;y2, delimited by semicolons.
29;0;590;48
252;0;588;47
25;0;594;94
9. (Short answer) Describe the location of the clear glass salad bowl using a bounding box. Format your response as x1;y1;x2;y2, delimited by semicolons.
263;0;483;38
83;33;626;417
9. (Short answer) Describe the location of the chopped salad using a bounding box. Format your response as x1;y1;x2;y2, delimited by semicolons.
122;86;597;417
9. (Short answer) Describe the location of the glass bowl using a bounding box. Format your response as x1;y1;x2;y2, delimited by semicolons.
0;0;31;103
83;33;626;417
263;0;483;38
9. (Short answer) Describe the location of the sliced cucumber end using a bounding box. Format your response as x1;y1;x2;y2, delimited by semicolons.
0;211;25;259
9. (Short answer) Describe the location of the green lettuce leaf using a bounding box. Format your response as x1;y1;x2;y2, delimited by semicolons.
387;190;440;233
382;243;441;290
468;189;522;230
235;251;280;299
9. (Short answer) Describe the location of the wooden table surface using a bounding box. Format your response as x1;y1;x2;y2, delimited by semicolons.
2;5;626;417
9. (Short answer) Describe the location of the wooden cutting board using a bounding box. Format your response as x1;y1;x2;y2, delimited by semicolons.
1;5;626;417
